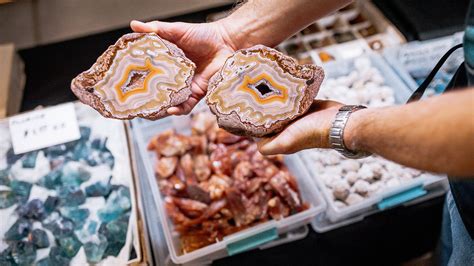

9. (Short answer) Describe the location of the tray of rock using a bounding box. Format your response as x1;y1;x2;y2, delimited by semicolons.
383;32;464;96
301;53;448;232
0;103;143;265
132;137;311;266
275;1;405;64
130;105;326;265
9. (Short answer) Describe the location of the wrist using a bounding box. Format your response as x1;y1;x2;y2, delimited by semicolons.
343;107;371;152
217;12;262;50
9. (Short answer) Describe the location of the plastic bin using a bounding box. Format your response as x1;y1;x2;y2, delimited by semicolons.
130;109;326;264
302;54;448;232
132;135;312;266
383;32;464;92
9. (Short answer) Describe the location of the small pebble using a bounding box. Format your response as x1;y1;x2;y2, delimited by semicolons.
345;193;364;206
332;181;350;201
346;171;359;185
334;200;347;209
353;180;370;196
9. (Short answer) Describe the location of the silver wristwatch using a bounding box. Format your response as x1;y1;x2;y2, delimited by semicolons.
329;105;371;159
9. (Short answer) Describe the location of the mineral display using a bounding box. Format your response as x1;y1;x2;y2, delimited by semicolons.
148;111;309;253
307;58;430;209
71;33;196;120
0;120;133;265
206;45;324;137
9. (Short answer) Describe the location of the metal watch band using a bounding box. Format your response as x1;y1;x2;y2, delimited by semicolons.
329;105;371;159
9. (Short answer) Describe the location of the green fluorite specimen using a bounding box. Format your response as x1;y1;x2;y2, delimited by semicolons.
98;186;131;222
0;168;10;186
60;207;90;229
31;229;50;248
44;196;59;214
10;180;32;204
72;141;90;161
84;235;108;263
17;199;47;220
57;234;82;258
58;185;86;206
99;215;129;257
10;241;36;266
85;177;111;197
0;246;15;266
4;218;31;241
38;169;62;189
21;151;38;168
0;190;16;209
61;163;91;186
39;247;71;266
80;126;92;141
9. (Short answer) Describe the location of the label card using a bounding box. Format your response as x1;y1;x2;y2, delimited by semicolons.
9;103;81;154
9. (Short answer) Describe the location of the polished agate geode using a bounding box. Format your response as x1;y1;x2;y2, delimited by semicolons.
71;33;195;120
206;45;324;137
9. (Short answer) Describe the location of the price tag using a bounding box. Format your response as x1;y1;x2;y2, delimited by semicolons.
9;103;81;154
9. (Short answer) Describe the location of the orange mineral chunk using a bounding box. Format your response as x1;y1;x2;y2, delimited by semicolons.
71;33;195;120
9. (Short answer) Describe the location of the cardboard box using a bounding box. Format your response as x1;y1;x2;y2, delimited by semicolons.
0;43;25;118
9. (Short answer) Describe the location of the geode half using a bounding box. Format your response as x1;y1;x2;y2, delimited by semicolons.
71;33;195;120
206;45;324;137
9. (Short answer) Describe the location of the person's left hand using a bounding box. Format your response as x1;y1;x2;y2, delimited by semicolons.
257;100;343;155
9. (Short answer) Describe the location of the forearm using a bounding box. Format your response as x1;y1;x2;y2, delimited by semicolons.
345;89;474;177
220;0;351;49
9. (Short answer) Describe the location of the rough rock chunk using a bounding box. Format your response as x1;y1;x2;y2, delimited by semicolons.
206;45;324;137
71;33;195;120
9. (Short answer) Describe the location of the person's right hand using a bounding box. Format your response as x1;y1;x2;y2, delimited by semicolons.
130;20;239;115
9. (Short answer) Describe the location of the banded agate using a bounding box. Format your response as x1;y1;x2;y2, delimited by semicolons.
206;45;324;137
71;33;195;120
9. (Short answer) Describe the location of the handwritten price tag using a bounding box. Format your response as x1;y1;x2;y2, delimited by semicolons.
9;103;81;154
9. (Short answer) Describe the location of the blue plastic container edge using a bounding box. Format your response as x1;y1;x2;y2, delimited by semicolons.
377;185;427;210
226;228;278;256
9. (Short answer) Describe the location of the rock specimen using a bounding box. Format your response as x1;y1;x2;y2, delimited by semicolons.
206;45;324;137
0;119;133;265
71;33;195;120
148;111;308;253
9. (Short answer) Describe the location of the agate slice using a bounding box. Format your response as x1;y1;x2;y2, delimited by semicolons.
206;45;324;137
71;33;195;120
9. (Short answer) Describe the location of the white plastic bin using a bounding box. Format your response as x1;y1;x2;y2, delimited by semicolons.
303;54;448;232
130;110;326;264
133;136;312;266
383;32;464;92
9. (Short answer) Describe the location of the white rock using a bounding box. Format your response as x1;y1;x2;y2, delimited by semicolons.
353;180;370;196
334;200;347;209
386;178;401;188
340;160;360;172
333;180;350;201
345;193;364;206
345;171;359;185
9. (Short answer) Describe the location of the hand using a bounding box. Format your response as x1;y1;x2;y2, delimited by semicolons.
257;100;343;155
130;20;239;115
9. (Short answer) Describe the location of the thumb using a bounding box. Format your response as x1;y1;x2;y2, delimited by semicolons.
130;20;186;42
257;131;295;155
